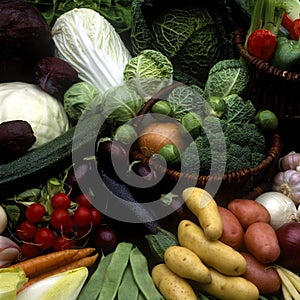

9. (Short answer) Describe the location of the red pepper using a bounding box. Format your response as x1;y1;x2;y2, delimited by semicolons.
282;13;300;41
247;29;277;60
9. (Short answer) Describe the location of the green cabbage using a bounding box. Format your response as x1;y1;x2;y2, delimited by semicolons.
123;49;173;98
204;59;250;99
52;8;132;96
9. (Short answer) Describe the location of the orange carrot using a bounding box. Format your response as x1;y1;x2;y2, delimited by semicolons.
17;253;99;293
11;247;96;278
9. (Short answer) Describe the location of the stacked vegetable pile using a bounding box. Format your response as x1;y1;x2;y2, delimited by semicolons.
0;0;298;299
146;186;300;300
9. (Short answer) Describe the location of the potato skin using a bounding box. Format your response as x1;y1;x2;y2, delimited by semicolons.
183;187;223;240
218;206;244;250
196;267;259;300
164;246;211;283
244;222;281;264
227;199;270;229
240;252;281;294
151;263;197;300
178;220;247;276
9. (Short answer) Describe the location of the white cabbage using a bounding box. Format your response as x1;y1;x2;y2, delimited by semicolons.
52;8;132;96
0;82;70;149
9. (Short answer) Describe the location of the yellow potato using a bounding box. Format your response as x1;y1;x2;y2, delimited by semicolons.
164;246;211;283
196;267;259;300
182;187;223;240
151;263;197;300
178;219;247;276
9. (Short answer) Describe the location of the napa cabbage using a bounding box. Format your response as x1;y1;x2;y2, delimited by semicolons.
51;8;132;96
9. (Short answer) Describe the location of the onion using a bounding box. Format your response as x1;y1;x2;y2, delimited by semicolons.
276;222;300;272
137;122;186;157
255;191;299;230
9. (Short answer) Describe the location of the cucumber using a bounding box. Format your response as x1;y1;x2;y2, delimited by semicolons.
0;113;107;196
145;226;179;262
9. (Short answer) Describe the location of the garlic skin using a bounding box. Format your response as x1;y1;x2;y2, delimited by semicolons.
0;236;21;267
279;151;300;171
273;170;300;204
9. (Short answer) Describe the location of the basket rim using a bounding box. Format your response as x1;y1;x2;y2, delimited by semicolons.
131;82;283;186
233;29;300;84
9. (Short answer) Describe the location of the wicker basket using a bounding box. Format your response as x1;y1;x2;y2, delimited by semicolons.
233;29;300;120
130;83;283;206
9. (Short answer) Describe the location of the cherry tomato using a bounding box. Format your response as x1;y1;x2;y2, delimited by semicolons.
34;228;55;249
50;209;71;230
90;208;102;226
21;243;41;258
73;206;92;228
75;194;92;208
25;203;46;223
51;193;71;210
16;221;37;240
53;236;77;251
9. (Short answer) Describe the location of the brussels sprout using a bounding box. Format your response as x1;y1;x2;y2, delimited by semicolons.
205;96;226;118
181;112;203;138
254;109;279;132
113;123;138;145
158;143;181;166
64;82;100;121
151;100;173;117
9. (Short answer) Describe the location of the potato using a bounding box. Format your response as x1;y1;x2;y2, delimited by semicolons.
151;263;197;300
178;220;247;276
240;252;281;294
227;199;270;228
164;246;211;283
196;267;259;300
244;222;281;264
218;206;244;250
182;187;223;240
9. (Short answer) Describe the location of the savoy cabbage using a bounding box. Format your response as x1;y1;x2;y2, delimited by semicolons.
130;0;236;87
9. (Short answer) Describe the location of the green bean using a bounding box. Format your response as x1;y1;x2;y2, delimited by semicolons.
77;252;113;300
97;242;133;300
129;246;163;300
117;264;139;300
138;291;146;300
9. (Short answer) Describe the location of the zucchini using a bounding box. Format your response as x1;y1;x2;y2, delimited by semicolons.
0;113;108;196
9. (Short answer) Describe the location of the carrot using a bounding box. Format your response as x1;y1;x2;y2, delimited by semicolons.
17;252;99;293
11;247;96;278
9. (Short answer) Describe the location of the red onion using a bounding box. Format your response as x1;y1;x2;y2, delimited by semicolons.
276;222;300;272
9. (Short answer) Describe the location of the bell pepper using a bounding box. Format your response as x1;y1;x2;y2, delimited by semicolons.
281;13;300;41
271;36;300;72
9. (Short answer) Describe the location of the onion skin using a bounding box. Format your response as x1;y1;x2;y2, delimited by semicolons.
137;122;186;157
276;222;300;272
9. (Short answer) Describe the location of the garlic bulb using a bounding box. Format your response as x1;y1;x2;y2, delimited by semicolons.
279;151;300;171
273;169;300;204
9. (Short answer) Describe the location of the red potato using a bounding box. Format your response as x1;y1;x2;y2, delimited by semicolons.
227;199;271;229
240;252;281;295
244;222;281;264
218;206;244;250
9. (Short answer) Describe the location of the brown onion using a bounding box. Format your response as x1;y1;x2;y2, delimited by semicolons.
137;121;186;157
276;222;300;272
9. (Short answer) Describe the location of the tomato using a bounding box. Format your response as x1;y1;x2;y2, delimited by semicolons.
16;221;37;240
90;208;102;226
50;209;71;230
25;203;46;223
21;243;41;258
53;236;77;251
51;193;71;210
34;228;55;249
73;206;92;228
75;194;92;208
